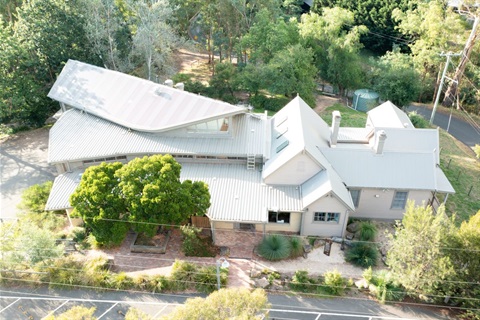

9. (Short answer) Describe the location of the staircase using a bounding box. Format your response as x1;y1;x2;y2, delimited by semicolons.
247;154;255;170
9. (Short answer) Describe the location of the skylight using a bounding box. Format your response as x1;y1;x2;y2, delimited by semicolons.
276;140;289;153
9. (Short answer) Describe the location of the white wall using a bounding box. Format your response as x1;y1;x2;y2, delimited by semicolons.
352;188;432;220
264;153;321;185
302;195;349;237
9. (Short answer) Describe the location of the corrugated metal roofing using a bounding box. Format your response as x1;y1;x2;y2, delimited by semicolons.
367;101;413;128
263;96;330;179
48;109;265;163
45;163;304;222
320;148;449;191
302;169;355;210
45;170;83;210
48;60;246;132
338;128;373;143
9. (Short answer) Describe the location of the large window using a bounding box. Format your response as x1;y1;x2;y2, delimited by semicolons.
391;191;408;209
268;211;290;224
314;212;340;223
350;189;361;208
186;118;229;134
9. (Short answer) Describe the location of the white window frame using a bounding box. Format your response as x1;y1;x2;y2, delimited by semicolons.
313;212;340;223
391;191;408;209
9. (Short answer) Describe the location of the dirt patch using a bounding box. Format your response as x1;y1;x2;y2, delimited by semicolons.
314;95;342;113
174;49;212;84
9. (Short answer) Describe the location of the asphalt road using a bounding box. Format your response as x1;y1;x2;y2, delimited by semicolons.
0;286;455;319
406;105;480;147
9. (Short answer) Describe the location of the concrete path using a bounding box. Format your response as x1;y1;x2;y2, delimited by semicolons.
226;259;254;288
0;128;56;221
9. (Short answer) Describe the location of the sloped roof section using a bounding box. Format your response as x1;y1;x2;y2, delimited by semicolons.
302;169;355;211
262;96;330;179
48;60;246;132
48;109;264;163
45;164;304;222
367;101;413;128
45;170;83;211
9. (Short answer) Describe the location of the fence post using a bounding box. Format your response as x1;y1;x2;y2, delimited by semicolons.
468;186;473;196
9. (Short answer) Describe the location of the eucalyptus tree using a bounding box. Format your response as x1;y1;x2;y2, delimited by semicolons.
299;8;367;96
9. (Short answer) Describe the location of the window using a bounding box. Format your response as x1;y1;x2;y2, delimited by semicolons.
391;191;408;209
314;212;340;223
276;127;288;139
350;190;361;208
276;140;289;153
268;211;290;223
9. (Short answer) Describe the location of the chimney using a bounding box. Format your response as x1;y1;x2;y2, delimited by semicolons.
331;111;341;147
374;130;387;154
174;82;184;91
164;79;174;87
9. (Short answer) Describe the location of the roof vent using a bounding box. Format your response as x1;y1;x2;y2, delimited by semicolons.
164;79;173;87
174;82;184;91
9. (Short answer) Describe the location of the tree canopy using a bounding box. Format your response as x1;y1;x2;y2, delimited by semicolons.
163;288;270;319
70;155;211;245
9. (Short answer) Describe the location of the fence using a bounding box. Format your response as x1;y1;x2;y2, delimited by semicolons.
191;216;210;228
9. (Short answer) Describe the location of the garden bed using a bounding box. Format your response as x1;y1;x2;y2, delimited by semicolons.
130;230;171;254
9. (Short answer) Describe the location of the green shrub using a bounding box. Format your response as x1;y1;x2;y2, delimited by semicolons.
370;270;405;303
170;260;198;291
290;236;304;258
323;270;346;295
290;270;316;292
181;225;217;257
194;265;226;293
125;307;152;320
345;243;378;268
172;73;193;83
359;221;377;242
408;111;429;128
258;234;292;261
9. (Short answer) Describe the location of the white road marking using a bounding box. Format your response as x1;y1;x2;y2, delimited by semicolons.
42;300;69;319
97;302;118;319
0;298;20;313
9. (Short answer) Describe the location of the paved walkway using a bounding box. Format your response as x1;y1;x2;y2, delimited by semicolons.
99;229;257;289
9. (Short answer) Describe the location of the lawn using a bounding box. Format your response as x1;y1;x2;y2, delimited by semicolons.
317;105;480;223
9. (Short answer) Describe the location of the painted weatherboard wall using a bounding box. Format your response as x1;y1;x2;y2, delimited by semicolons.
259;211;302;233
264;153;322;185
302;195;349;237
351;188;432;220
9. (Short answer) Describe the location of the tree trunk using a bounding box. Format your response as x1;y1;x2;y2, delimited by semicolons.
442;15;479;108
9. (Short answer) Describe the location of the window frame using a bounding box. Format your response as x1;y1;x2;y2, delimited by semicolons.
391;191;408;210
268;211;291;224
313;212;340;224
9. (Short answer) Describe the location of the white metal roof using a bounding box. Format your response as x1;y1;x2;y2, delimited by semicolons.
263;96;330;179
45;163;304;222
338;127;374;143
367;101;413;128
48;109;265;163
45;170;83;211
48;60;246;132
320;148;453;192
302;169;355;211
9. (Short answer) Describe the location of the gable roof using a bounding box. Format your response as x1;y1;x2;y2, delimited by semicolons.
262;96;331;179
48;60;246;133
367;101;413;128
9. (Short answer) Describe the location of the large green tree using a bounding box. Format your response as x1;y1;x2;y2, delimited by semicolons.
163;288;270;319
386;202;456;300
70;162;129;246
116;155;211;237
313;0;416;54
370;47;421;108
299;8;367;96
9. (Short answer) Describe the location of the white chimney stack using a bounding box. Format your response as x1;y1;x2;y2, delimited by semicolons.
164;79;174;87
374;130;387;154
331;111;341;147
174;82;185;91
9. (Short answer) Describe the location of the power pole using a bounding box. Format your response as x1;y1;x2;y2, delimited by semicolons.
443;12;479;108
431;52;460;125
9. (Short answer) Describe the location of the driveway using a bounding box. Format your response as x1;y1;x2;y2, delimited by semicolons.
0;128;56;221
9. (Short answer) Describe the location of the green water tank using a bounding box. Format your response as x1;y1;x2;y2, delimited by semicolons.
353;89;380;112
